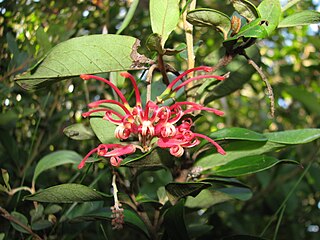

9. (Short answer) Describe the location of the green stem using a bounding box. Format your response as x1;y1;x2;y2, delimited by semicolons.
273;204;286;240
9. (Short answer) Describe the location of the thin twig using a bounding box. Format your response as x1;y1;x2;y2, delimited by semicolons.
0;207;43;240
157;55;169;86
247;59;275;117
146;64;158;102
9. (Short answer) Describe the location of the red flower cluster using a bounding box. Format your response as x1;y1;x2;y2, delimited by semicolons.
78;67;226;169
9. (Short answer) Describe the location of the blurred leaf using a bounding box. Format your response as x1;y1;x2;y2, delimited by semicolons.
1;169;10;191
31;220;53;231
0;129;19;166
33;150;82;183
63;123;95;140
209;127;267;141
70;208;150;238
285;86;320;116
223;235;268;240
146;33;164;54
264;129;320;144
278;10;320;28
163;200;190;240
188;224;213;239
165;182;211;204
213;155;298;177
0;112;18;126
150;0;180;46
30;204;44;223
204;45;260;103
230;0;260;22
35;26;52;54
15;35;149;90
219;186;252;200
44;204;62;214
0;233;4;240
187;8;231;39
116;0;140;35
257;0;281;35
10;211;29;234
196;140;285;170
24;184;106;203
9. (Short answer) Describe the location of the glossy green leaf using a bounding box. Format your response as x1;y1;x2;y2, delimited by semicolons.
209;127;267;141
278;10;320;28
187;8;231;39
196;140;285;170
33;150;82;183
165;182;212;204
24;184;105;203
163;200;190;240
285;86;320;116
116;0;140;35
230;0;260;22
264;129;320;144
227;18;268;41
257;0;281;36
150;0;180;46
213;155;298;177
63;123;94;140
71;207;150;238
10;211;29;234
15;35;149;90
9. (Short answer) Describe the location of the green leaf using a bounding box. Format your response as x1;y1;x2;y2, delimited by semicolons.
35;26;52;54
165;182;211;204
30;204;44;223
1;169;10;191
278;10;320;28
187;8;231;39
0;233;5;240
213;155;298;177
146;33;165;54
71;208;150;238
223;235;268;240
44;204;62;214
15;35;149;90
230;0;260;22
116;0;140;35
257;0;281;36
163;200;190;240
227;18;268;40
150;0;180;46
204;45;260;102
33;150;82;183
196;140;285;170
31;220;53;231
285;86;320;116
24;184;105;203
88;103;124;144
63;123;95;140
209;127;267;141
10;211;29;234
264;129;320;144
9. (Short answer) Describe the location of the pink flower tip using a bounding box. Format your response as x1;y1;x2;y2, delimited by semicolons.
80;74;91;80
82;112;90;118
88;102;99;108
201;66;213;72
120;72;130;78
78;162;85;169
218;149;226;155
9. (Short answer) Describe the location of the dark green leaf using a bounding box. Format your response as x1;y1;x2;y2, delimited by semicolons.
218;186;252;201
44;204;62;214
257;0;281;36
30;204;44;223
204;45;260;102
227;18;268;40
285;86;320;116
223;235;268;240
31;220;53;231
196;140;285;170
209;127;267;141
163;200;190;240
230;0;260;22
165;182;211;204
63;123;95;140
15;35;149;90
33;150;82;183
116;0;140;35
24;184;106;203
10;212;29;234
188;224;213;239
278;10;320;28
146;33;164;54
187;8;231;39
1;169;10;191
70;208;150;238
213;155;298;177
264;129;320;144
150;0;180;46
